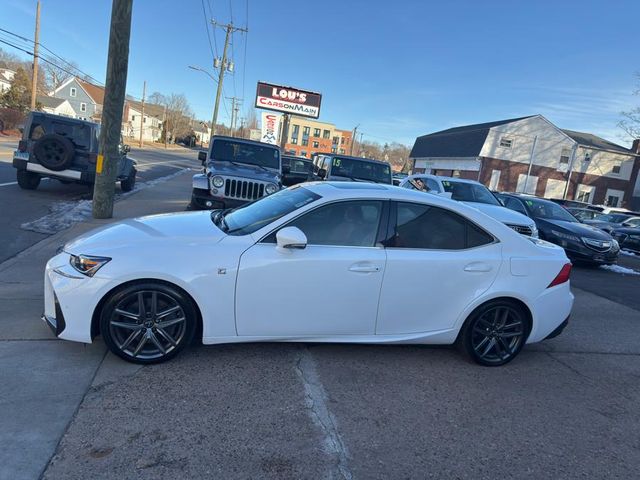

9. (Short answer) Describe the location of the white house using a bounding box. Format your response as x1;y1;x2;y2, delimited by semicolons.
37;95;76;117
122;100;164;143
410;115;640;209
0;68;16;93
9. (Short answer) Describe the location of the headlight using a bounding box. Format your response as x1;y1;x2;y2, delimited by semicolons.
69;254;111;277
611;239;620;250
265;183;278;195
530;224;539;238
550;230;580;242
212;176;224;188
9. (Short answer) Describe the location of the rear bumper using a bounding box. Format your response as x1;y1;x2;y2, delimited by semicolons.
13;157;94;183
527;282;574;343
544;316;569;340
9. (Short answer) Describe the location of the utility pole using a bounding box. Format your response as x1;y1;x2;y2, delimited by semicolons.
358;132;364;156
138;80;146;148
226;96;242;136
162;104;167;149
30;0;41;110
92;0;133;219
350;124;359;155
211;21;247;136
522;135;538;194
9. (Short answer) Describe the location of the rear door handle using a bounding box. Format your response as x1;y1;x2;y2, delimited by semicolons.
349;264;381;273
464;262;492;273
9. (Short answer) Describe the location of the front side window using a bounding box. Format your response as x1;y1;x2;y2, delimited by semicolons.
388;202;493;250
223;187;321;236
267;200;383;247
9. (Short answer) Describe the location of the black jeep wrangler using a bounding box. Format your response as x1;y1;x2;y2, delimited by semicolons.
12;111;136;191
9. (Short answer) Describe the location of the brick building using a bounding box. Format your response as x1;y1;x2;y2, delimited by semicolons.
410;115;640;209
282;115;353;159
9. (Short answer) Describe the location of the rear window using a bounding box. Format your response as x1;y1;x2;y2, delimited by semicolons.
211;139;280;170
330;156;391;184
28;119;92;149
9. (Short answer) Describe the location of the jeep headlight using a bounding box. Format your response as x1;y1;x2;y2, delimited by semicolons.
212;176;224;188
265;183;278;195
70;254;111;277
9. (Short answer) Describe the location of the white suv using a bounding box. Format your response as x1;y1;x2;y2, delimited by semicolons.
399;174;538;237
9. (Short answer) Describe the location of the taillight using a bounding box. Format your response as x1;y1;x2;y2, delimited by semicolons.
548;263;572;288
18;140;27;152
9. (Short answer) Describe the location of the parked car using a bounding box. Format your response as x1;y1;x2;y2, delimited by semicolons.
400;175;538;237
281;155;313;186
392;172;409;186
43;182;573;366
610;226;640;253
566;207;603;222
582;213;640;233
311;153;392;184
12;111;135;191
191;136;282;210
496;193;619;265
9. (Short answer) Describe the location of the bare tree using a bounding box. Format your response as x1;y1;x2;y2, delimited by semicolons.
163;93;194;142
42;60;80;90
619;73;640;139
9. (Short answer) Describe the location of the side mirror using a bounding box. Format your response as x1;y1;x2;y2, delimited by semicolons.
317;168;327;179
198;151;207;164
276;226;307;252
282;165;291;174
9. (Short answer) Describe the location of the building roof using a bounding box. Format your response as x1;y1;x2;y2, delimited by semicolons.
410;116;535;158
37;95;66;109
561;129;633;154
127;100;165;119
77;78;105;104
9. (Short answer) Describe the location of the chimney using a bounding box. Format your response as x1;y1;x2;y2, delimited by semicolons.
633;139;640;154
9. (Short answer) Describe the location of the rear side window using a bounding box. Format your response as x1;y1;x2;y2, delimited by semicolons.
388;202;494;250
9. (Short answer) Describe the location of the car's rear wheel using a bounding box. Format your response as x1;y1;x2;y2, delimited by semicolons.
16;170;41;190
100;282;197;364
459;300;529;366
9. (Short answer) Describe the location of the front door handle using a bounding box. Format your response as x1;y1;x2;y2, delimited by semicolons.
464;262;492;273
349;264;381;273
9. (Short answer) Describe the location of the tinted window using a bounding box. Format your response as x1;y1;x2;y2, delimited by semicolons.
389;202;493;250
224;187;320;235
441;180;501;205
522;198;578;222
267;201;383;247
504;197;528;215
211;139;280;170
330;157;391;183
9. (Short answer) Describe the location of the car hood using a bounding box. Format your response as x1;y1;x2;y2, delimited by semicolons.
207;161;280;183
64;211;226;255
461;202;534;227
538;218;612;239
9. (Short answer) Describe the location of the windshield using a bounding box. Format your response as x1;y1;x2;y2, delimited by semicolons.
441;180;501;205
211;139;280;170
522;198;578;222
221;187;321;235
331;157;391;184
596;213;630;223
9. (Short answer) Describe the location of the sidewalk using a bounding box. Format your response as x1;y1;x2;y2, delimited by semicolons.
0;170;194;480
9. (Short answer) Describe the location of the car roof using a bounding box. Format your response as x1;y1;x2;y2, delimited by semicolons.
408;173;482;185
316;153;390;166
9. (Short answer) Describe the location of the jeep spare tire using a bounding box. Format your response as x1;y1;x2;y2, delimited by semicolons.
33;133;74;171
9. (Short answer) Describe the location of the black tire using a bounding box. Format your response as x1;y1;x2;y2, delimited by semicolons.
99;282;197;364
33;133;75;171
120;168;136;192
16;170;41;190
458;299;530;367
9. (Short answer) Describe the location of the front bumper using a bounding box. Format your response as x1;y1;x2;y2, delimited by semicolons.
549;237;619;264
190;188;251;210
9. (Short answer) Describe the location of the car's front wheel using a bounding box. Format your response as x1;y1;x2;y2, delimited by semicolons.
120;168;136;192
100;282;197;364
459;300;530;366
17;170;41;190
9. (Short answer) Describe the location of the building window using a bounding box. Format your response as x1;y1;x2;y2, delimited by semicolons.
323;129;330;139
80;102;86;112
291;138;298;145
611;163;621;175
300;150;307;158
291;124;299;144
70;87;76;97
331;147;337;153
339;148;345;154
332;136;339;145
303;126;310;136
499;138;513;148
302;139;309;146
312;141;319;148
132;115;136;122
313;128;321;138
340;137;345;144
143;116;147;124
560;148;570;164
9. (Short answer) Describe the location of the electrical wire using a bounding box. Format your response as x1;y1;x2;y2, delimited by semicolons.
200;0;215;61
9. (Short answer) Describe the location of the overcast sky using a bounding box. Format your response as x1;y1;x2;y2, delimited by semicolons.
2;0;638;147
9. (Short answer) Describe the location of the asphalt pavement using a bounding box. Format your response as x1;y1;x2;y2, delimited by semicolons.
0;141;200;263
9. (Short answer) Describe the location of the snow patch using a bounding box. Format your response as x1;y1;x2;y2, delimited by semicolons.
600;264;640;276
620;249;638;257
21;169;191;235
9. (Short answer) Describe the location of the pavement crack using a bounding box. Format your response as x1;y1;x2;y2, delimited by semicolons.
294;348;353;480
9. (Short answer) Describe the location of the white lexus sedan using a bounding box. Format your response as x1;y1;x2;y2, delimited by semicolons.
43;182;573;366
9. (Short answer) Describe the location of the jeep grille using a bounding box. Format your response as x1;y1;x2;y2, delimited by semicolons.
224;179;266;201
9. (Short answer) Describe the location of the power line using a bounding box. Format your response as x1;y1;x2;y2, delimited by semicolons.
241;0;248;104
200;0;215;60
206;0;219;57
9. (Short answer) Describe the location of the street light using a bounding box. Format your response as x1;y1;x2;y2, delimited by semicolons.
188;65;217;145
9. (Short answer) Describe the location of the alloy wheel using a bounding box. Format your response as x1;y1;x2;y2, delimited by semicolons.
108;289;187;361
470;305;525;365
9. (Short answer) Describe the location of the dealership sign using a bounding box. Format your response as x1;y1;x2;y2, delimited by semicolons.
255;81;322;119
260;112;282;145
